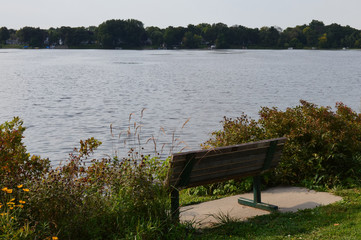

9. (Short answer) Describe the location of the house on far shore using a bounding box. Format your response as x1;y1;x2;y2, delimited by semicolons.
6;39;20;45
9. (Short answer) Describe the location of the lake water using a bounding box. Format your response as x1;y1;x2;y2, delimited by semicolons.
1;49;361;163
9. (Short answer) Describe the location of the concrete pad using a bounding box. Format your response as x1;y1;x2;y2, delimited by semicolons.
180;186;342;228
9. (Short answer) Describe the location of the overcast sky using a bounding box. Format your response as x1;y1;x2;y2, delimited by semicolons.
1;0;361;30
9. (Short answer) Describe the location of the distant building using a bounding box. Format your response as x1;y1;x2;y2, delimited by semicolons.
44;37;49;45
5;39;19;45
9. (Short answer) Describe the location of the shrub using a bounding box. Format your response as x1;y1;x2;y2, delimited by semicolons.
204;100;361;189
0;117;50;187
24;138;177;239
0;185;53;239
1;117;191;239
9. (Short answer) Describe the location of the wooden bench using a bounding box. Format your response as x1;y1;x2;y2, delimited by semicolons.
168;137;287;221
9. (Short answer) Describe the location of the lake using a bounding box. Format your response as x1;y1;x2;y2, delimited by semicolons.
1;49;361;163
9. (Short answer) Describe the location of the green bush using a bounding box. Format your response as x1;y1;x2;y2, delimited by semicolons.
25;140;177;239
0;117;50;187
204;100;361;189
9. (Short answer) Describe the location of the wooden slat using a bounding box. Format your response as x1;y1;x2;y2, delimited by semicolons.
172;137;286;161
171;148;268;173
170;156;265;179
170;163;262;186
171;146;269;167
172;142;269;162
171;169;262;188
170;149;283;177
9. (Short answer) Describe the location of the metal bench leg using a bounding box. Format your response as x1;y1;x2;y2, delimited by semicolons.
238;176;278;212
171;188;180;222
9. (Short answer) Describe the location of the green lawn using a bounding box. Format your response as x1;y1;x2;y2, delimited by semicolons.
190;188;361;239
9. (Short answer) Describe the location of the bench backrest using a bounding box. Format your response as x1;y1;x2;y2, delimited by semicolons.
168;137;287;190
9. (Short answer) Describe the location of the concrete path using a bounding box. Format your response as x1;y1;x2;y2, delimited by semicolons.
180;186;342;228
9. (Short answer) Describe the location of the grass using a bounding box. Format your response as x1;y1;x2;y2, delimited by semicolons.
191;188;361;239
180;190;233;206
0;44;23;49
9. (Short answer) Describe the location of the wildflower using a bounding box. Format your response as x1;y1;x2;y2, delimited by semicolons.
19;200;26;204
10;198;15;202
6;189;13;193
23;188;30;192
17;184;23;188
1;187;8;192
1;213;7;216
52;237;59;240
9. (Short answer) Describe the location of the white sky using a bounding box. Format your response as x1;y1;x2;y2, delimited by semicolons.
1;0;361;30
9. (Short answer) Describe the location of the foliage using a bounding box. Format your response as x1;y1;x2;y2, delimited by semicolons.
182;32;203;49
0;117;195;239
0;117;50;187
2;19;361;49
97;19;146;49
0;185;53;239
146;27;164;47
16;27;47;47
22;139;176;239
204;100;361;189
185;178;253;199
0;27;10;44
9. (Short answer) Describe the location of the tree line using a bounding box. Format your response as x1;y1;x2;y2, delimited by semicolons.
1;19;361;49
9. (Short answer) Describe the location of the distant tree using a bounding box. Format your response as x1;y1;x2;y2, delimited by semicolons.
151;30;163;47
198;23;216;44
259;26;280;47
122;19;146;48
163;27;176;47
245;28;260;46
303;26;318;47
187;24;201;35
309;20;325;34
97;19;145;49
146;26;163;47
87;26;97;33
318;33;328;48
57;27;73;45
326;23;345;48
47;27;60;46
280;25;306;48
16;27;47;47
151;31;164;47
228;25;246;47
97;19;126;48
0;27;10;44
72;27;95;45
213;23;230;48
182;31;202;48
355;38;361;48
216;33;229;49
163;26;186;48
